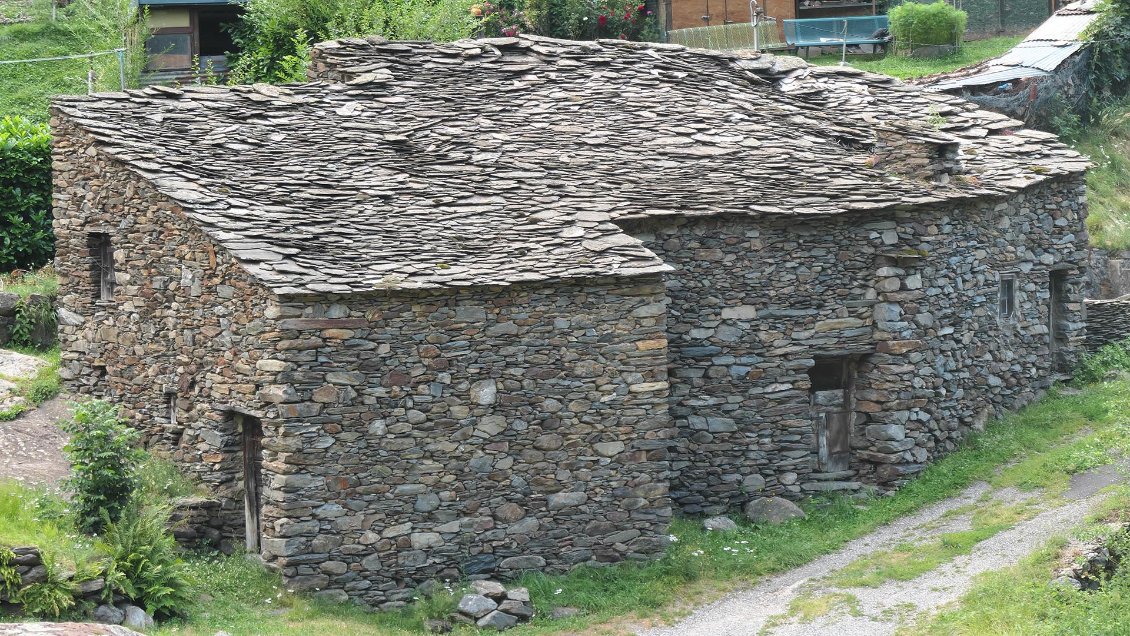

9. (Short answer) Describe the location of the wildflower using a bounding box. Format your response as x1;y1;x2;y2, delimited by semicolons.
265;598;272;604
691;549;705;556
667;534;679;542
638;3;646;10
619;33;627;39
554;588;563;595
647;10;654;15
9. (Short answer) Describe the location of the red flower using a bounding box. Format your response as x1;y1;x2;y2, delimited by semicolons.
638;3;646;10
598;14;608;26
619;33;627;39
625;10;632;18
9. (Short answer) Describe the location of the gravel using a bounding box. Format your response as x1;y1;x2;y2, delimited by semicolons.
639;466;1126;636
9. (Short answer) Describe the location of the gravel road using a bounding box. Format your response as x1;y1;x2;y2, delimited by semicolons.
640;465;1126;636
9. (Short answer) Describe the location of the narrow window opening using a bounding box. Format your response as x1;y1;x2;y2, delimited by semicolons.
166;391;178;428
999;273;1017;320
88;233;114;301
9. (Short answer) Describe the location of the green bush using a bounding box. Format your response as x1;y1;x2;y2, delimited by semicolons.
228;0;478;84
61;401;147;533
0;116;52;271
889;1;968;47
99;501;191;618
1074;337;1130;386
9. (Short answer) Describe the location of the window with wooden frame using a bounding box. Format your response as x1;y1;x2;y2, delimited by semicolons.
88;232;114;301
998;273;1017;320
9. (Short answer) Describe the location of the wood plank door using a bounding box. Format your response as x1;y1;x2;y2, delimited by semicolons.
239;414;263;554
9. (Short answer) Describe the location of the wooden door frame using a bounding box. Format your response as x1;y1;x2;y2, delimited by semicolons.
237;413;263;554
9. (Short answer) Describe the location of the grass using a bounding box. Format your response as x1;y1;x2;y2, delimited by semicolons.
828;500;1041;588
150;380;1130;635
807;36;1022;80
0;0;139;122
0;266;58;297
1069;100;1130;251
761;591;860;632
911;488;1130;636
0;345;61;421
0;481;94;574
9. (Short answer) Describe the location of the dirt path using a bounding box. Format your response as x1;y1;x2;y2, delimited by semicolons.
639;466;1127;636
0;396;71;487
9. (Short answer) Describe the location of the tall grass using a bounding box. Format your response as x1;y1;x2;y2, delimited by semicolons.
1070;99;1130;251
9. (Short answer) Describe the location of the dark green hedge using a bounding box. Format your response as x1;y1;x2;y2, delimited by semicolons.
0;116;52;271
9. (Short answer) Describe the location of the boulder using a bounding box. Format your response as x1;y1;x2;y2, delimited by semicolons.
470;580;507;600
119;605;154;631
703;516;738;532
476;610;518;631
743;497;806;525
457;593;498;618
92;604;125;625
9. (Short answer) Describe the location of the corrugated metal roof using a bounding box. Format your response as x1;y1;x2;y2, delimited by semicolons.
926;67;1049;92
918;0;1097;92
994;41;1086;72
1025;12;1098;41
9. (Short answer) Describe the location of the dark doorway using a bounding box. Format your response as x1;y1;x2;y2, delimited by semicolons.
1049;270;1069;372
237;413;263;553
197;9;239;57
809;358;854;472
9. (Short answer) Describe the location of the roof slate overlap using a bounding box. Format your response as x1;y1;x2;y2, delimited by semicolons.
53;36;1086;295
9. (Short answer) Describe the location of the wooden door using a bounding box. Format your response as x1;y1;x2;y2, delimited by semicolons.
1049;270;1068;372
239;414;263;554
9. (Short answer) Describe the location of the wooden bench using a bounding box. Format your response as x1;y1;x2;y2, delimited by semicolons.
667;20;788;52
782;16;889;58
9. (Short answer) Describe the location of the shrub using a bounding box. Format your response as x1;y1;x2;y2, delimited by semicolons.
1074;337;1130;386
99;501;191;618
0;116;53;271
227;0;478;84
61;401;146;533
889;1;967;47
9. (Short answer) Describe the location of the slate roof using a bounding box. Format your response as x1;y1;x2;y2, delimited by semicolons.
53;36;1087;296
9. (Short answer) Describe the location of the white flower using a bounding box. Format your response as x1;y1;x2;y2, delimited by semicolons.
554;588;563;595
667;534;679;542
265;598;272;604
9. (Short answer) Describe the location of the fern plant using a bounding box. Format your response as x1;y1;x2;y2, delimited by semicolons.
99;501;191;618
0;546;20;599
16;553;76;618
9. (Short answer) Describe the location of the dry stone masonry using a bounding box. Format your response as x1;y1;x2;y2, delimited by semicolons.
52;35;1088;607
1083;296;1130;351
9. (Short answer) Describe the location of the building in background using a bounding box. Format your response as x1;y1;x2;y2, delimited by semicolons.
139;0;243;83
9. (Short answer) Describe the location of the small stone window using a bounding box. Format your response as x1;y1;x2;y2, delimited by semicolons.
166;391;177;428
88;232;114;301
998;273;1017;320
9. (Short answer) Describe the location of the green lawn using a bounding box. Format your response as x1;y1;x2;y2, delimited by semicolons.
808;36;1023;80
0;1;137;122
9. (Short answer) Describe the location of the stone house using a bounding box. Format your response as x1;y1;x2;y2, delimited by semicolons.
52;35;1088;607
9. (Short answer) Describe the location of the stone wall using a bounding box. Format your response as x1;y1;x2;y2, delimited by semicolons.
1084;296;1130;351
255;282;673;608
54;115;674;608
53;115;278;506
620;176;1088;514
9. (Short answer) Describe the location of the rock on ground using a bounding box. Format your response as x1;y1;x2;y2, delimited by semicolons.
0;625;142;636
704;516;739;532
744;497;806;525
